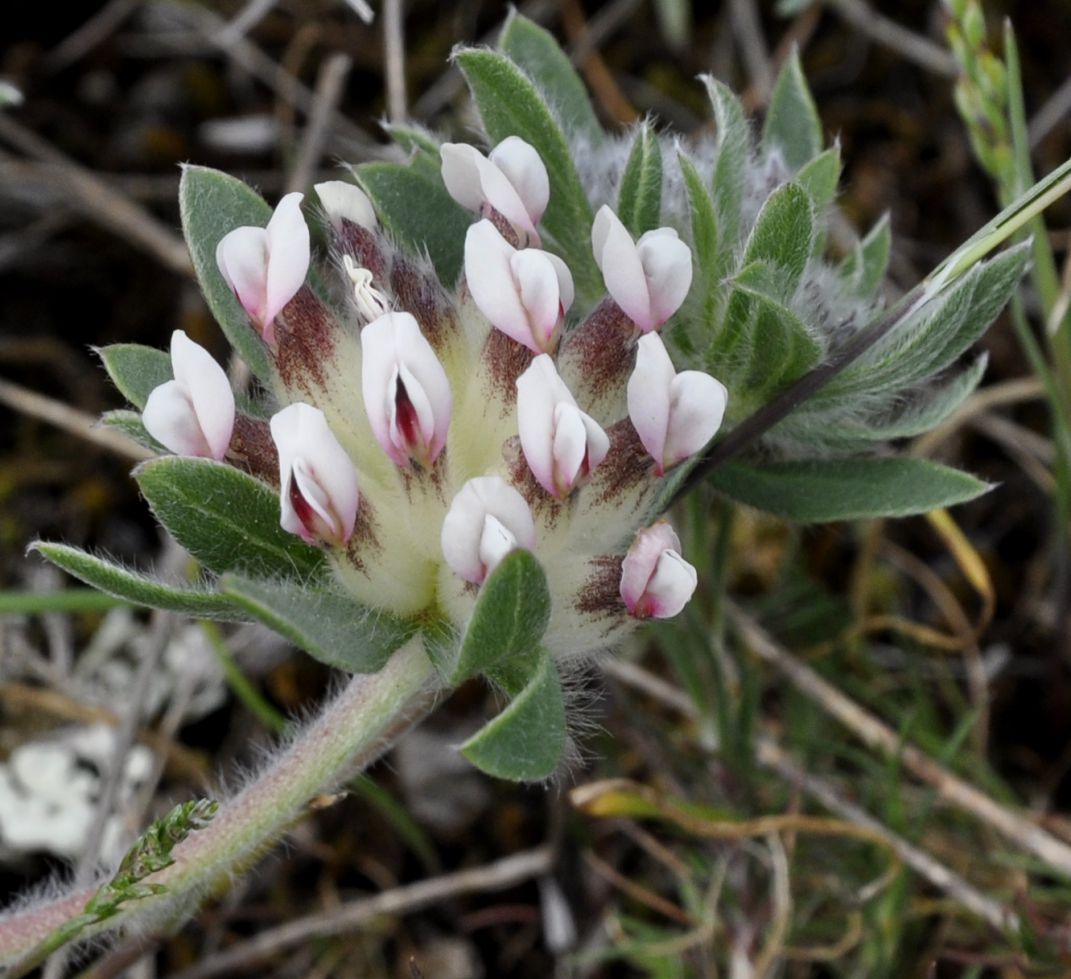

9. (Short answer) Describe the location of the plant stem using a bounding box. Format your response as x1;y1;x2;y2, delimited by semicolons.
0;638;438;976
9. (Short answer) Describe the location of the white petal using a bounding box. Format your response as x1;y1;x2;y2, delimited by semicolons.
663;370;728;468
169;330;235;461
489;136;550;226
264;192;310;327
441;477;535;583
627;334;676;472
465;221;533;348
216;225;269;326
315;180;377;230
142;381;211;457
591;205;652;329
637;229;693;327
516;354;567;493
440;143;487;213
551;402;590;491
270;403;358;546
476;155;536;238
511;249;563;351
643;550;698;618
478;514;518;578
544;252;575;315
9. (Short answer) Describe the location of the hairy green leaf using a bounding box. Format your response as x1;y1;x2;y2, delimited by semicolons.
498;12;603;148
618;123;663;236
461;649;566;781
222;574;414;673
98;344;172;410
449;549;551;684
678;151;722;347
356;161;470;287
762;49;823;170
841;214;891;297
708;458;992;521
31;543;249;620
135;457;325;580
742;182;814;300
703;76;749;254
178;166;274;382
455;47;599;304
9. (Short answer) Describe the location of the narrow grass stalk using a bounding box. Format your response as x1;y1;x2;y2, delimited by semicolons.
0;638;438;976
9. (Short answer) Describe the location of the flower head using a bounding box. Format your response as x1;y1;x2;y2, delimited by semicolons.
465;220;574;353
441;477;536;584
361;311;452;468
620;522;697;619
270;403;359;547
591;206;693;333
216;192;310;346
627;333;728;475
517;355;608;498
441;136;549;242
142;330;235;460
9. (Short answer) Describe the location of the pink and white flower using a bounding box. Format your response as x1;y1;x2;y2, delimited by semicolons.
216;192;310;346
441;476;536;584
516;355;608;498
465;220;574;353
627;333;727;476
142;330;235;461
361;311;452;468
619;522;697;619
591;206;693;333
270;403;359;547
441;137;549;242
314;180;377;231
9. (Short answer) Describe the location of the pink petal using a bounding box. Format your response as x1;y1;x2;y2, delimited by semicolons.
510;249;563;351
591;206;653;330
441;477;535;583
216;225;270;327
516;354;564;494
142;381;212;457
465;221;533;349
440;143;488;213
663;370;728;468
637;229;693;328
642;550;698;618
169;330;235;461
620;522;696;618
490;136;549;226
264;192;310;328
626;334;676;474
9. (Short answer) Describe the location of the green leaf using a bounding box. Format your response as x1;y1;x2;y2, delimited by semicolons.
135;457;325;580
100;410;162;452
454;47;600;304
841;214;891;297
221;574;414;673
178;166;274;382
31;543;249;620
356;161;470;287
742;182;814;300
461;650;566;781
498;12;604;148
98;344;172;410
386;123;442;160
796;145;841;216
708;458;992;522
703;77;749;253
762;49;823;170
617;123;663;236
677;151;722;346
449;549;551;684
742;291;823;395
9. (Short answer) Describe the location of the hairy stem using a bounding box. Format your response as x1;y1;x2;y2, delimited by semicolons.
0;638;438;976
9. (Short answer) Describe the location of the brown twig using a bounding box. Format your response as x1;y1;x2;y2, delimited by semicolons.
383;0;408;123
727;601;1071;881
0;377;152;462
167;846;555;979
286;52;353;194
823;0;958;77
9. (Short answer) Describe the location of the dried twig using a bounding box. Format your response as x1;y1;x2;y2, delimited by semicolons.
286;52;353;194
729;0;774;104
167;846;555;979
602;657;1019;932
727;602;1071;880
383;0;407;123
43;0;141;72
823;0;958;77
0;377;152;462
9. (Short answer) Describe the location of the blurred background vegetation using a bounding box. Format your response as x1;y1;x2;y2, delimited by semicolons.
2;1;1071;975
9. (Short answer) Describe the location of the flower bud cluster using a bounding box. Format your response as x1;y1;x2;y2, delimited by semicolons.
143;137;729;662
